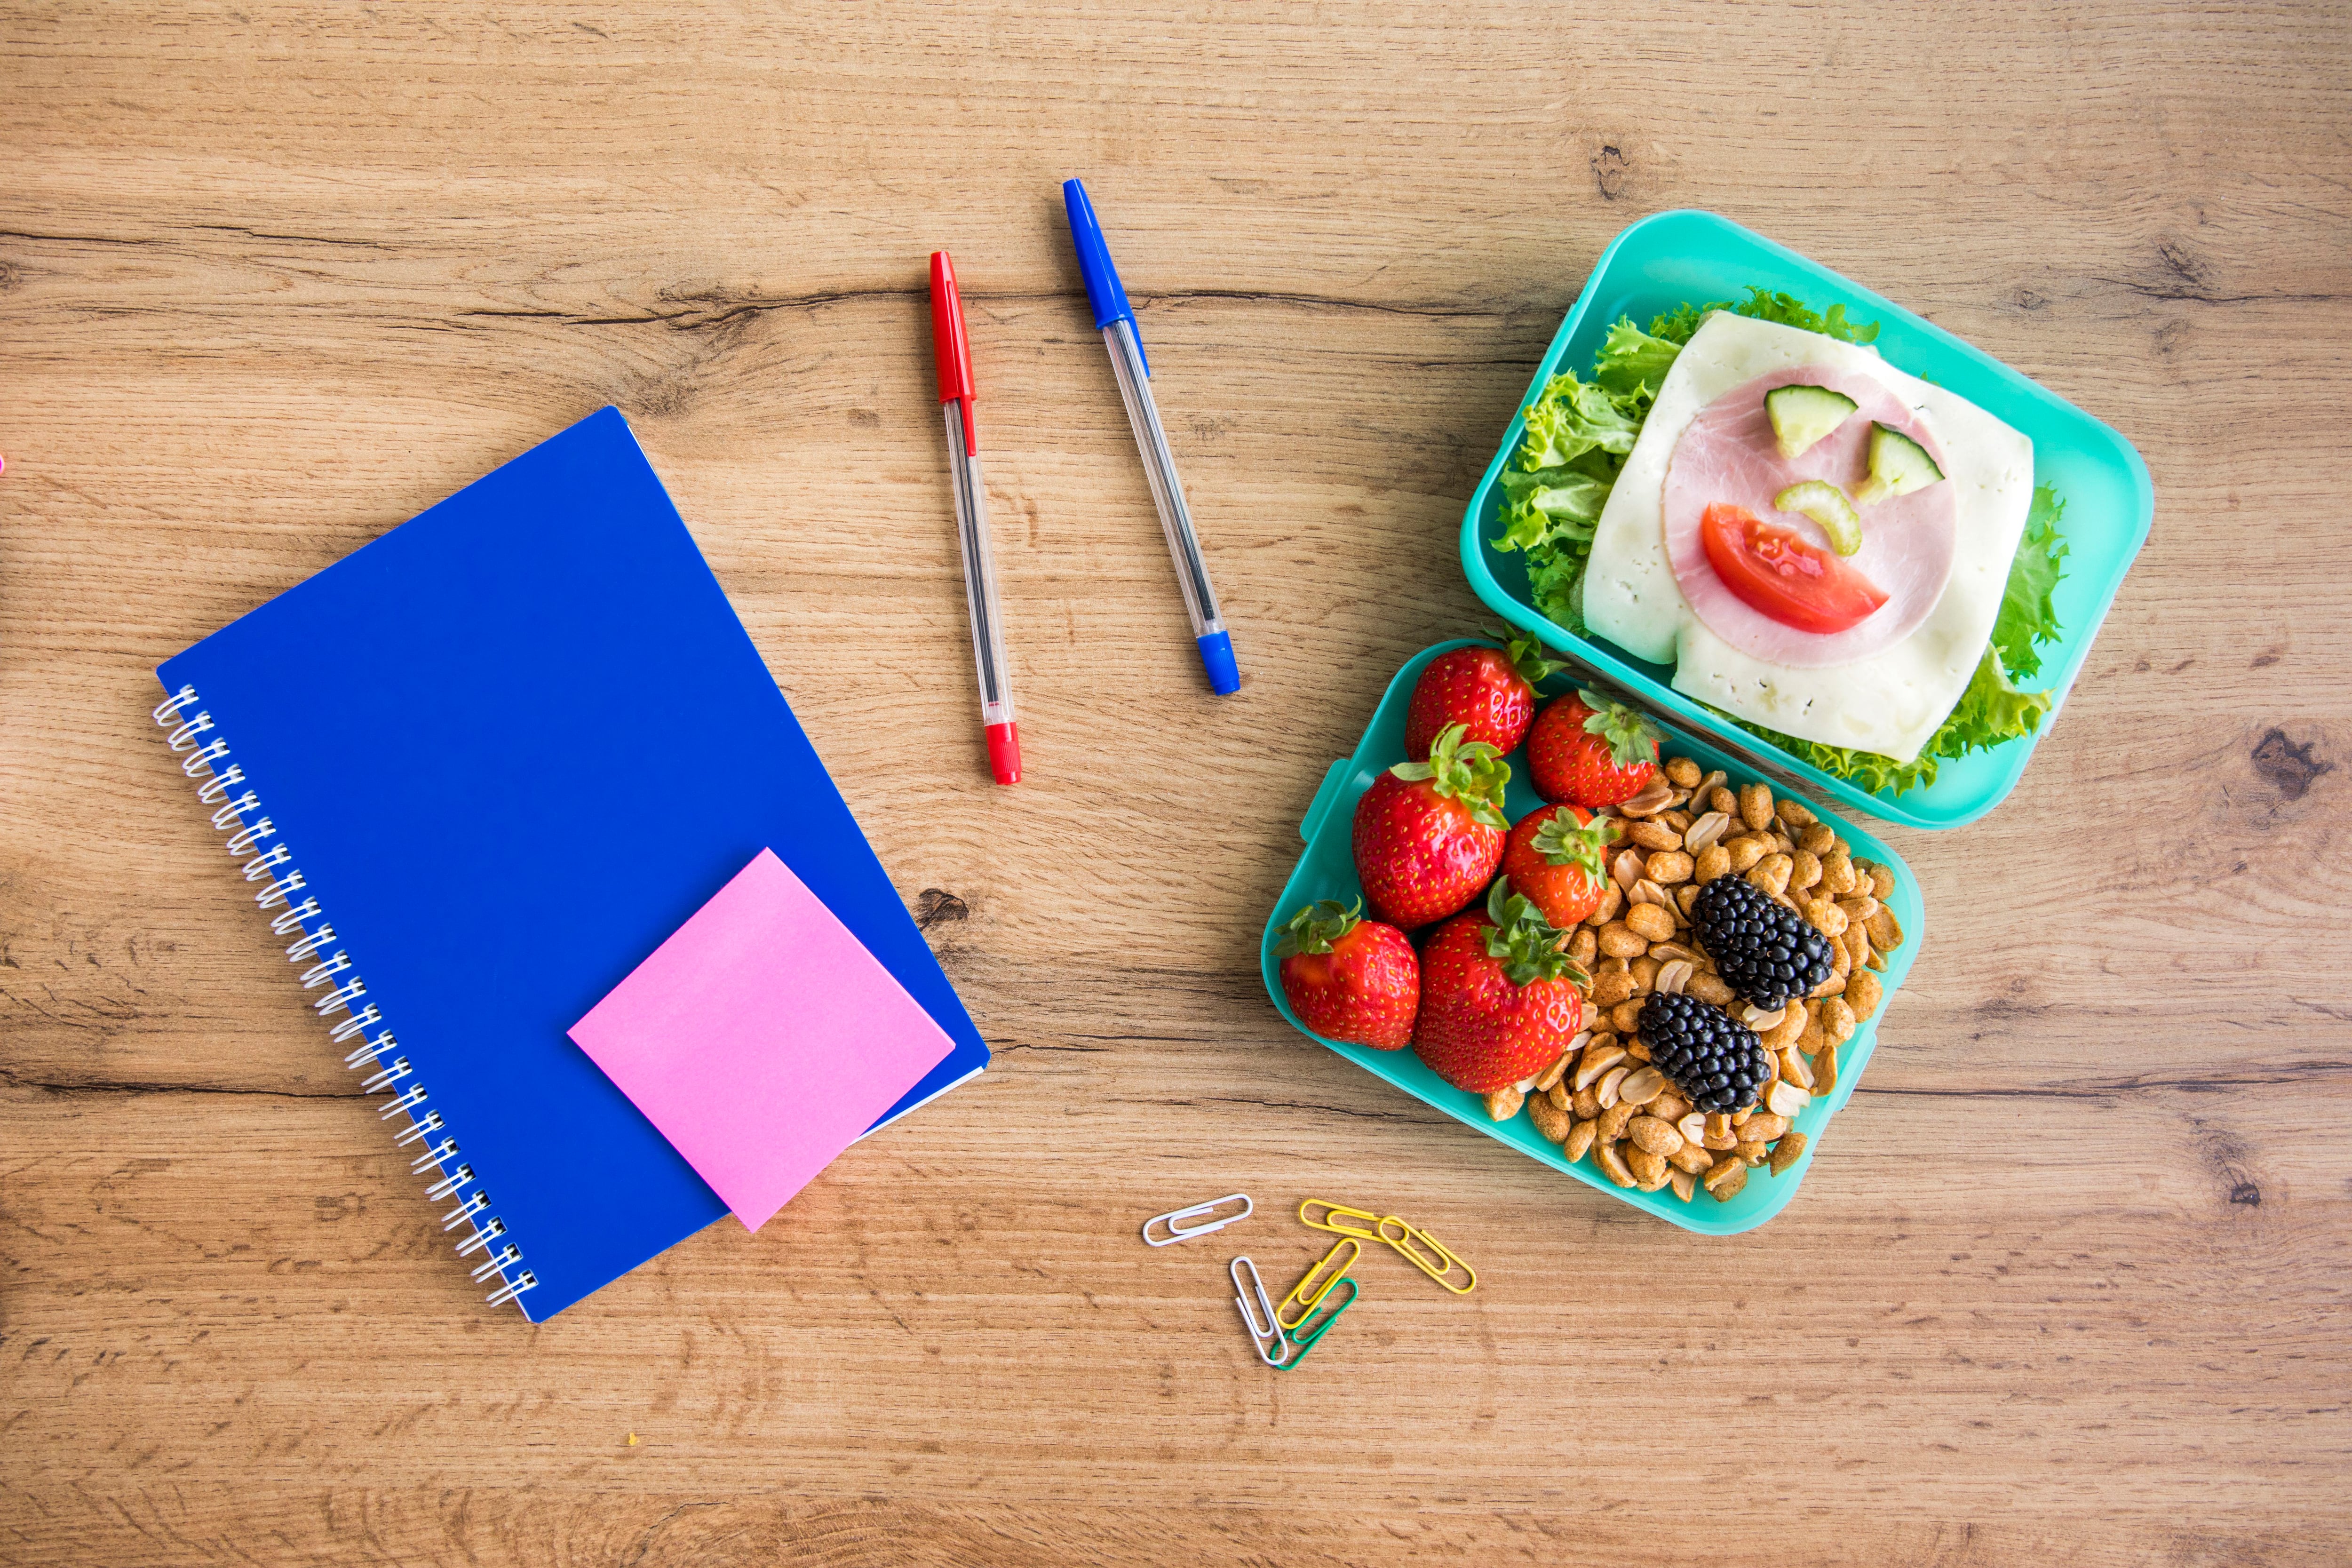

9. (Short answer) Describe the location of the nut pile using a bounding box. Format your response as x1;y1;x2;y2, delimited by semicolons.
1477;757;1907;1203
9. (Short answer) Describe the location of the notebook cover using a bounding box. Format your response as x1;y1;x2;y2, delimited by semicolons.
156;406;989;1320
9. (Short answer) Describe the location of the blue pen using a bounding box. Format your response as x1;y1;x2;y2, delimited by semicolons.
1062;178;1240;696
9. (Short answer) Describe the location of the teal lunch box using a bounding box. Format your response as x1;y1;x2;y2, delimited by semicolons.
1459;209;2154;829
1258;640;1925;1235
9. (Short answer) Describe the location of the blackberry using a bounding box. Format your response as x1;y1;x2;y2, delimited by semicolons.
1689;875;1836;1010
1637;991;1771;1114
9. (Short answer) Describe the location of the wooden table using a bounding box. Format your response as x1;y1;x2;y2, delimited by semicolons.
6;5;2347;1563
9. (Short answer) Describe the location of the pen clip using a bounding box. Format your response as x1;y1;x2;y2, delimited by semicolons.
1061;178;1148;377
929;250;979;454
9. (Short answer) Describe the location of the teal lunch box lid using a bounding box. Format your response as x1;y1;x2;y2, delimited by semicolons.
1259;641;1925;1235
1458;209;2155;830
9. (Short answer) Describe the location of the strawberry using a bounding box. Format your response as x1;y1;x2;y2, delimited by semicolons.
1351;722;1510;929
1403;629;1564;759
1501;804;1620;930
1274;899;1419;1050
1411;877;1590;1093
1526;687;1662;808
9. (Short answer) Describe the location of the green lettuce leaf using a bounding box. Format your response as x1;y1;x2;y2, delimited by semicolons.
1592;319;1684;414
1991;486;2068;680
1936;645;2054;754
1516;371;1642;470
1495;467;1612;555
1646;287;1881;349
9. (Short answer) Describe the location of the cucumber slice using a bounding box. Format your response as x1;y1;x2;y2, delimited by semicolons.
1764;383;1859;459
1774;480;1865;557
1852;422;1947;505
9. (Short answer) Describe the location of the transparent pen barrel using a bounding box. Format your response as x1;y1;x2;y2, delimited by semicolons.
944;404;1015;727
1103;318;1223;637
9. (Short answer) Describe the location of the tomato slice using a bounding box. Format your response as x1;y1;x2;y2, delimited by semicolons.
1700;502;1890;635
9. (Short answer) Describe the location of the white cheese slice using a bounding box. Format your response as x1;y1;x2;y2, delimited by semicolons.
1581;312;2034;763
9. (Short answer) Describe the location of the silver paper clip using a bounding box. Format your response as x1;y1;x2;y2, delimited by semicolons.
1230;1255;1295;1368
1142;1191;1253;1248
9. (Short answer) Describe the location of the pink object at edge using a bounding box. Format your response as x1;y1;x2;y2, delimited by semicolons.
568;848;956;1232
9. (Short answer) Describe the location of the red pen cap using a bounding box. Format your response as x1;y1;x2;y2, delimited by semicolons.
929;251;978;452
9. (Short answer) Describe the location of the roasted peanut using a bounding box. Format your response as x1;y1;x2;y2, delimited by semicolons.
1618;1066;1666;1106
1628;1114;1684;1157
1821;996;1857;1045
1788;848;1822;892
1598;921;1647;959
1628;819;1682;852
1567;926;1598;969
1596;1140;1637;1187
1813;1041;1838;1096
1798;821;1836;856
1596;1064;1629;1109
1739;780;1774;831
1483;1085;1524;1121
1846;969;1883;1020
1740;1112;1790;1143
1645;849;1694;885
1624;903;1675;943
1527;1093;1572;1143
1591;967;1637;1007
1609;998;1645;1034
1694;844;1732;883
1777;798;1818;830
1768;1128;1808;1176
1653;1088;1690;1123
1726;836;1769;873
1670;1168;1697;1202
1688;969;1736;1007
1708;784;1738;816
1802;897;1848;939
1667;1140;1714;1175
1573;1043;1627;1092
1565;1118;1598;1162
1535;1043;1581;1093
1589;884;1624;926
1749;853;1794;898
1704;1157;1748;1199
1629;954;1661;991
1597;1100;1637;1142
1869;863;1896;901
1820;853;1856;897
1572;1084;1603;1120
1665;756;1701;788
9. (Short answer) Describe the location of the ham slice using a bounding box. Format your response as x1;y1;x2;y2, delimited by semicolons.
1663;365;1957;670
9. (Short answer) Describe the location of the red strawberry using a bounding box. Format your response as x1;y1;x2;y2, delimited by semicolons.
1275;899;1419;1050
1501;804;1620;930
1412;878;1590;1093
1351;722;1510;928
1526;687;1662;807
1403;629;1564;759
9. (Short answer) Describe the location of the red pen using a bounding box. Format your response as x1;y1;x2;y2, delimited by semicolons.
930;251;1020;785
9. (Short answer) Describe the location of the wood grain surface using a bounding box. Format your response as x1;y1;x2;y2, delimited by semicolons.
5;4;2350;1564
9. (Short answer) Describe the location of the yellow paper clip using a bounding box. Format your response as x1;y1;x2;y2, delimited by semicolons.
1377;1215;1477;1295
1275;1236;1360;1331
1298;1198;1382;1239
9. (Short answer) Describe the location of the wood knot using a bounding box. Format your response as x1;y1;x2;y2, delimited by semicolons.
2227;1181;2260;1207
913;889;969;929
1590;144;1630;202
2250;729;2330;802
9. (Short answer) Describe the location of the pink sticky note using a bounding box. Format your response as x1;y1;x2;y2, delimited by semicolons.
569;848;956;1232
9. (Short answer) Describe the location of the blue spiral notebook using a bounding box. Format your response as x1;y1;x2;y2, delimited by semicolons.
153;407;989;1321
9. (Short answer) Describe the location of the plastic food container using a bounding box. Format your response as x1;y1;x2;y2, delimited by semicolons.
1258;640;1925;1234
1458;209;2154;829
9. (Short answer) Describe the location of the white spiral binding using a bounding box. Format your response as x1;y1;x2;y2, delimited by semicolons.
153;683;538;1311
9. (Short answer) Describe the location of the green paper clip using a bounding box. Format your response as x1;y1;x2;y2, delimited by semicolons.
1273;1275;1358;1369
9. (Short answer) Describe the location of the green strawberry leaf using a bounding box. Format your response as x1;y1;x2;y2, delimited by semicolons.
1391;722;1512;830
1480;876;1590;989
1530;808;1618;880
1275;898;1361;959
1487;625;1567;689
1577;689;1663;770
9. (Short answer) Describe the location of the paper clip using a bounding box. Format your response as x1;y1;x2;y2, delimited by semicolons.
1142;1192;1252;1248
1275;1236;1360;1332
1276;1275;1358;1369
1231;1256;1293;1367
1298;1198;1383;1240
1377;1215;1478;1295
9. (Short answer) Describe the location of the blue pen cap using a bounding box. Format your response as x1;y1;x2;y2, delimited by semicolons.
1196;631;1240;696
1063;178;1147;375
